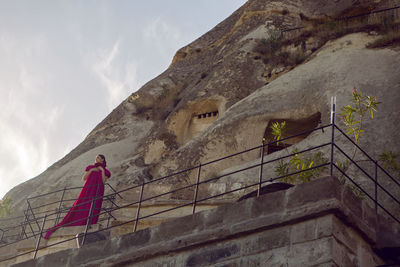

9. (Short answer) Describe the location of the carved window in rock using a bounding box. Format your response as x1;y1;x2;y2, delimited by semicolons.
189;110;219;138
195;111;219;119
263;112;321;154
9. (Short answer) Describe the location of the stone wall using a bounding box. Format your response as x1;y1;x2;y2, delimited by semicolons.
11;176;399;266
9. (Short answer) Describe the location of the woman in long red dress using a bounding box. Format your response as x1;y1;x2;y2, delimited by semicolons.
44;154;111;239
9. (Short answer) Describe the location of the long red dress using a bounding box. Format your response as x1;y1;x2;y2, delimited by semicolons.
43;162;111;239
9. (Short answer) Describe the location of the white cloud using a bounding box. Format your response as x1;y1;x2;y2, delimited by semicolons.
143;18;184;62
92;40;141;110
0;37;62;199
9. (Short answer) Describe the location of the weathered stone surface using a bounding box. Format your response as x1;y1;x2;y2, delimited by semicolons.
185;244;240;267
286;175;342;208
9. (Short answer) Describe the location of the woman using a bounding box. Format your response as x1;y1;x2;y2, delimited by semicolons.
44;154;111;239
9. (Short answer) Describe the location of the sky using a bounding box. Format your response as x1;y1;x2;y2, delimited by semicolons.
0;0;247;199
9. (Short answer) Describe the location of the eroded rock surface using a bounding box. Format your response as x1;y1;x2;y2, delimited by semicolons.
3;0;400;224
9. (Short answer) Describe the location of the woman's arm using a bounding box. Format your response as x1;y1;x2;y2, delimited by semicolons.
82;168;97;181
100;167;107;184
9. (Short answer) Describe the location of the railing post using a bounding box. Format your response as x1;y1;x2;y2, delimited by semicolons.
375;160;378;213
81;183;100;247
81;199;95;246
192;164;202;214
106;195;115;228
54;187;66;226
258;142;265;197
20;220;28;240
33;214;47;260
27;200;41;235
23;207;36;238
20;211;29;240
133;183;145;232
330;96;336;176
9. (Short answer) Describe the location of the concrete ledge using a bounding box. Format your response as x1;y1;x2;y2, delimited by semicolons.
11;176;394;266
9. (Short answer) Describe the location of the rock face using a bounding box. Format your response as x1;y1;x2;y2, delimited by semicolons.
3;0;400;224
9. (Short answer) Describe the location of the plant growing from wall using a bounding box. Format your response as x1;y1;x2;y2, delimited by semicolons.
270;121;285;145
339;88;380;172
272;122;328;184
379;150;400;179
275;149;328;184
271;88;381;198
336;88;381;198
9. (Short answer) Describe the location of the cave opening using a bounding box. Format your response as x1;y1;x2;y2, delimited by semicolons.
263;112;321;154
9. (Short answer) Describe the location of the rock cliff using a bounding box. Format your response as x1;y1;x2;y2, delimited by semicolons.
3;0;400;224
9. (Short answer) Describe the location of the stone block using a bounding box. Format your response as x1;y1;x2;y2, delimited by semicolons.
316;261;340;267
316;214;334;239
241;226;290;255
290;218;317;244
151;213;202;243
331;215;358;254
358;242;384;267
287;237;333;266
75;230;109;248
220;200;252;225
12;248;74;267
240;246;288;267
342;186;362;220
362;201;377;230
331;237;357;267
250;189;285;217
118;227;151;252
214;260;240;267
185;243;240;267
286;176;341;209
122;254;178;267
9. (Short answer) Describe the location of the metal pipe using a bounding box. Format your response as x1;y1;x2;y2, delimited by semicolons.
192;164;202;214
23;208;36;238
133;184;144;232
375;160;378;213
258;143;265;197
81;183;100;247
54;187;66;226
27;200;41;233
33;214;47;259
330;96;336;176
334;143;400;206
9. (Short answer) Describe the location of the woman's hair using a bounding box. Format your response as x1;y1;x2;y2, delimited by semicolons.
98;154;106;164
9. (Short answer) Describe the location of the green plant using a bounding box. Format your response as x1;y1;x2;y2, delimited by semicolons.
275;150;328;184
379;150;400;178
271;122;328;184
0;198;12;218
341;88;380;150
339;88;381;198
270;121;286;145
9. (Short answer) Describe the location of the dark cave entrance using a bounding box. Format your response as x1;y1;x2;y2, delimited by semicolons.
263;112;321;154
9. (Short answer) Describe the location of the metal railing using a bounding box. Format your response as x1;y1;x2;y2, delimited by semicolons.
0;183;121;244
1;108;400;263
